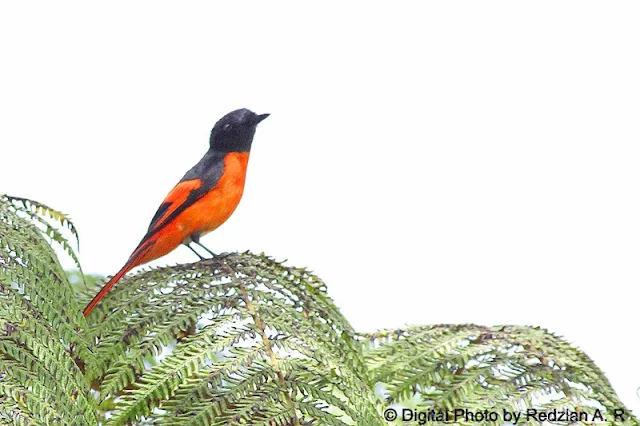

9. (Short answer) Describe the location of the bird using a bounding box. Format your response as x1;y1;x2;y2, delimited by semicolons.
83;108;269;317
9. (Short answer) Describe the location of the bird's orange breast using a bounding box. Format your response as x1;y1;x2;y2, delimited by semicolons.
178;151;250;236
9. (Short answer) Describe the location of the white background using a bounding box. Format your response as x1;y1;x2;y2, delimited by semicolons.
1;1;639;416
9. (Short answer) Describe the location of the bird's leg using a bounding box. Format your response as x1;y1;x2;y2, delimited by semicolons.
195;241;216;257
191;232;217;258
186;243;206;260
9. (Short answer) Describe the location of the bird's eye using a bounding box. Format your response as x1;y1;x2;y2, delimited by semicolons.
223;124;232;132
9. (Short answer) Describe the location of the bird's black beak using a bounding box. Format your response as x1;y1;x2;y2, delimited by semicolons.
254;113;270;124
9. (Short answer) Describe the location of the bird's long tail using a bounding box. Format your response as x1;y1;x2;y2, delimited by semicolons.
83;243;151;317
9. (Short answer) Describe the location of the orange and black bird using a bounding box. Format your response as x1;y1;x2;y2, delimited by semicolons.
83;108;269;317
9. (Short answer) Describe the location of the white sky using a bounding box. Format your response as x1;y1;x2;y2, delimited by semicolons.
1;1;639;416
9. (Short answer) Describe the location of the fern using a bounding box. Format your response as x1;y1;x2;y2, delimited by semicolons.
0;195;636;425
84;254;381;425
361;325;638;425
2;195;83;276
0;196;98;424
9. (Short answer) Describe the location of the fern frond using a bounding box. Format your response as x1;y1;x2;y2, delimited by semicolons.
1;195;83;275
361;325;637;425
0;197;89;336
0;327;92;420
0;196;97;424
0;219;97;380
0;395;39;426
0;376;64;423
1;195;80;249
88;253;382;426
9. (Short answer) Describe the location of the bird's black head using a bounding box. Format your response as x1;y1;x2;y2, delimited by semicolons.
209;108;269;152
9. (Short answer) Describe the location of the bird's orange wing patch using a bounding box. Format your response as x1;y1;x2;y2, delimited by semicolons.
147;179;203;233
